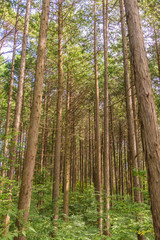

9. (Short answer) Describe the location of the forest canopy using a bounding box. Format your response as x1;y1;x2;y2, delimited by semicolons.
0;0;160;239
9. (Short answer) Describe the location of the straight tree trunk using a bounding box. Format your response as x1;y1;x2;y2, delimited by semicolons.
94;0;102;234
80;137;84;192
130;57;144;202
109;97;118;197
153;25;160;83
123;134;128;194
118;121;123;197
120;2;145;238
1;0;20;182
109;115;113;205
9;0;31;182
89;109;93;185
124;0;160;238
15;1;50;239
85;124;88;188
71;110;76;191
2;0;31;233
102;0;110;235
40;94;47;172
63;71;71;221
119;0;141;204
52;0;63;222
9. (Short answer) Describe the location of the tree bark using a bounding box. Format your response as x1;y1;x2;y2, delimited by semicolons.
2;0;31;233
63;70;71;221
15;0;50;238
153;25;160;86
109;96;118;198
1;0;20;183
124;0;160;239
94;0;102;234
119;0;141;203
102;0;110;235
52;0;63;222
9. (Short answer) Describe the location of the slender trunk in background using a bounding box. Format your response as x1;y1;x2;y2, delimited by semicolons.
130;57;144;202
52;0;63;222
109;118;113;206
2;0;31;233
9;0;31;183
80;136;84;192
71;110;76;191
89;109;93;185
60;132;64;186
120;2;145;239
119;0;141;204
43;84;50;169
94;0;102;234
41;94;47;172
63;71;71;221
124;0;160;238
123;135;128;194
109;96;118;198
1;0;20;183
102;0;110;235
118;121;123;197
50;120;55;179
16;122;23;186
92;124;96;187
37;90;47;209
84;124;88;188
153;25;160;87
15;0;50;239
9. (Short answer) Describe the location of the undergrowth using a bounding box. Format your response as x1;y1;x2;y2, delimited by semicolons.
0;180;154;239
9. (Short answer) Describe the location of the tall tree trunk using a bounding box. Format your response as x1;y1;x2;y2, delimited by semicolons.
124;0;160;239
119;0;141;203
1;0;20;183
94;0;102;234
85;124;88;188
109;96;118;198
102;0;110;235
15;1;50;239
89;109;93;185
63;71;71;221
2;0;31;233
118;121;123;197
71;110;76;192
130;57;144;202
123;134;128;194
109;115;113;206
120;2;145;238
153;25;160;83
52;0;63;222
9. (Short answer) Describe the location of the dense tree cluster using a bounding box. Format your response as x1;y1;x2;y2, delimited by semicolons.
0;0;160;239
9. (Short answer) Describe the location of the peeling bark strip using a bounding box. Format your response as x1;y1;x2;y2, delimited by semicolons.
124;0;160;239
15;0;50;239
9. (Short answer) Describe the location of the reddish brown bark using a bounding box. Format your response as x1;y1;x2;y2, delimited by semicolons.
15;0;50;238
124;0;160;238
94;0;102;233
52;0;63;222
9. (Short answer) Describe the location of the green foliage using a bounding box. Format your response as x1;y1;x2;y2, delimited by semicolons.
0;178;18;240
110;197;154;240
17;182;154;240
